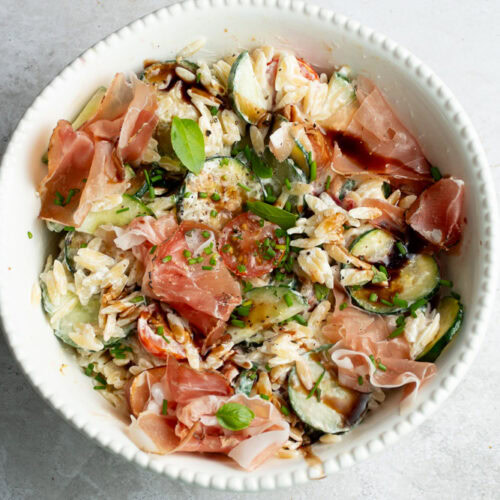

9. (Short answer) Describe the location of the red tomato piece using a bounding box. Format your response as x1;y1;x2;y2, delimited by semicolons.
137;303;186;359
218;213;287;278
297;57;319;81
267;56;319;84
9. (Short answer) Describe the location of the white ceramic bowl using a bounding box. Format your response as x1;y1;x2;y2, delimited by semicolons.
0;0;497;492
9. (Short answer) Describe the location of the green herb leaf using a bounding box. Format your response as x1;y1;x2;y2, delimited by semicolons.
246;201;298;230
307;368;325;399
430;166;442;181
216;402;255;431
243;146;272;178
171;116;205;174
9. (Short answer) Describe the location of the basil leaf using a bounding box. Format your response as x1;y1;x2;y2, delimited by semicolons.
216;402;255;431
170;117;205;174
246;201;298;230
243;146;272;178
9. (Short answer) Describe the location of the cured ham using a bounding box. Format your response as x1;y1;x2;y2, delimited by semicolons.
330;77;433;194
38;73;158;226
143;221;241;323
83;73;159;165
406;177;465;248
38;120;95;226
114;214;178;262
126;358;289;470
162;355;233;404
363;198;406;235
322;288;436;411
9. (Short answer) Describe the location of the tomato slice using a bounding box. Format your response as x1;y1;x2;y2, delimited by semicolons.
267;55;319;83
218;212;287;278
137;303;186;359
297;57;319;81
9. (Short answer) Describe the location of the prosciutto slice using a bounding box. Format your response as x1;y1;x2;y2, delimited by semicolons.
83;73;159;164
127;358;289;470
143;221;241;323
406;177;465;248
363;198;406;235
162;356;233;404
331;78;433;194
114;214;178;262
38;120;95;226
38;73;159;226
322;288;436;411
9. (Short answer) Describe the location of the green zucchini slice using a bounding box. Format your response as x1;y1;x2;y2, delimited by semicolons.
288;350;370;433
228;51;268;125
346;229;440;314
417;296;463;362
79;194;153;234
178;156;262;230
348;254;440;314
72;87;107;130
228;286;307;344
259;148;307;212
350;228;396;264
64;231;93;273
41;280;132;350
235;369;257;396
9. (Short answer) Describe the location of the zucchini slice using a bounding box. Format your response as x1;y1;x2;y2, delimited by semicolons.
178;156;262;230
259;148;307;212
290;137;313;177
272;115;313;177
228;286;307;344
72;87;107;130
417;296;463;362
288;350;369;433
350;228;396;265
348;254;440;314
41;280;131;350
346;229;440;314
235;369;257;396
228;51;268;125
79;194;153;234
64;231;93;273
142;60;198;86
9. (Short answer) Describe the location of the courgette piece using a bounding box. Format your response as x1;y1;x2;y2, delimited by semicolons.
417;296;463;362
72;87;107;130
142;60;199;85
235;369;257;396
41;280;132;350
227;286;307;344
228;51;268;125
350;228;396;265
259;148;307;213
272;115;313;177
346;229;440;314
177;156;262;230
290;137;313;177
348;254;440;314
64;231;93;273
79;194;154;234
288;350;369;433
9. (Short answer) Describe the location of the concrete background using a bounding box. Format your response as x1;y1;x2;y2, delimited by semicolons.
1;1;499;499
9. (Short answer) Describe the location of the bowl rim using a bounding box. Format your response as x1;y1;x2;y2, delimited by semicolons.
0;0;498;492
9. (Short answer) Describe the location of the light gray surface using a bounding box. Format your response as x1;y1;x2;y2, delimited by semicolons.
1;0;499;499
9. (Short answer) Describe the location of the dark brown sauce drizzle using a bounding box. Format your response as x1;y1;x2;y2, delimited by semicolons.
326;130;408;173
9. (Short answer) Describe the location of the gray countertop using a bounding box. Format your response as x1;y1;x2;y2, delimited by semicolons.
1;1;499;498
